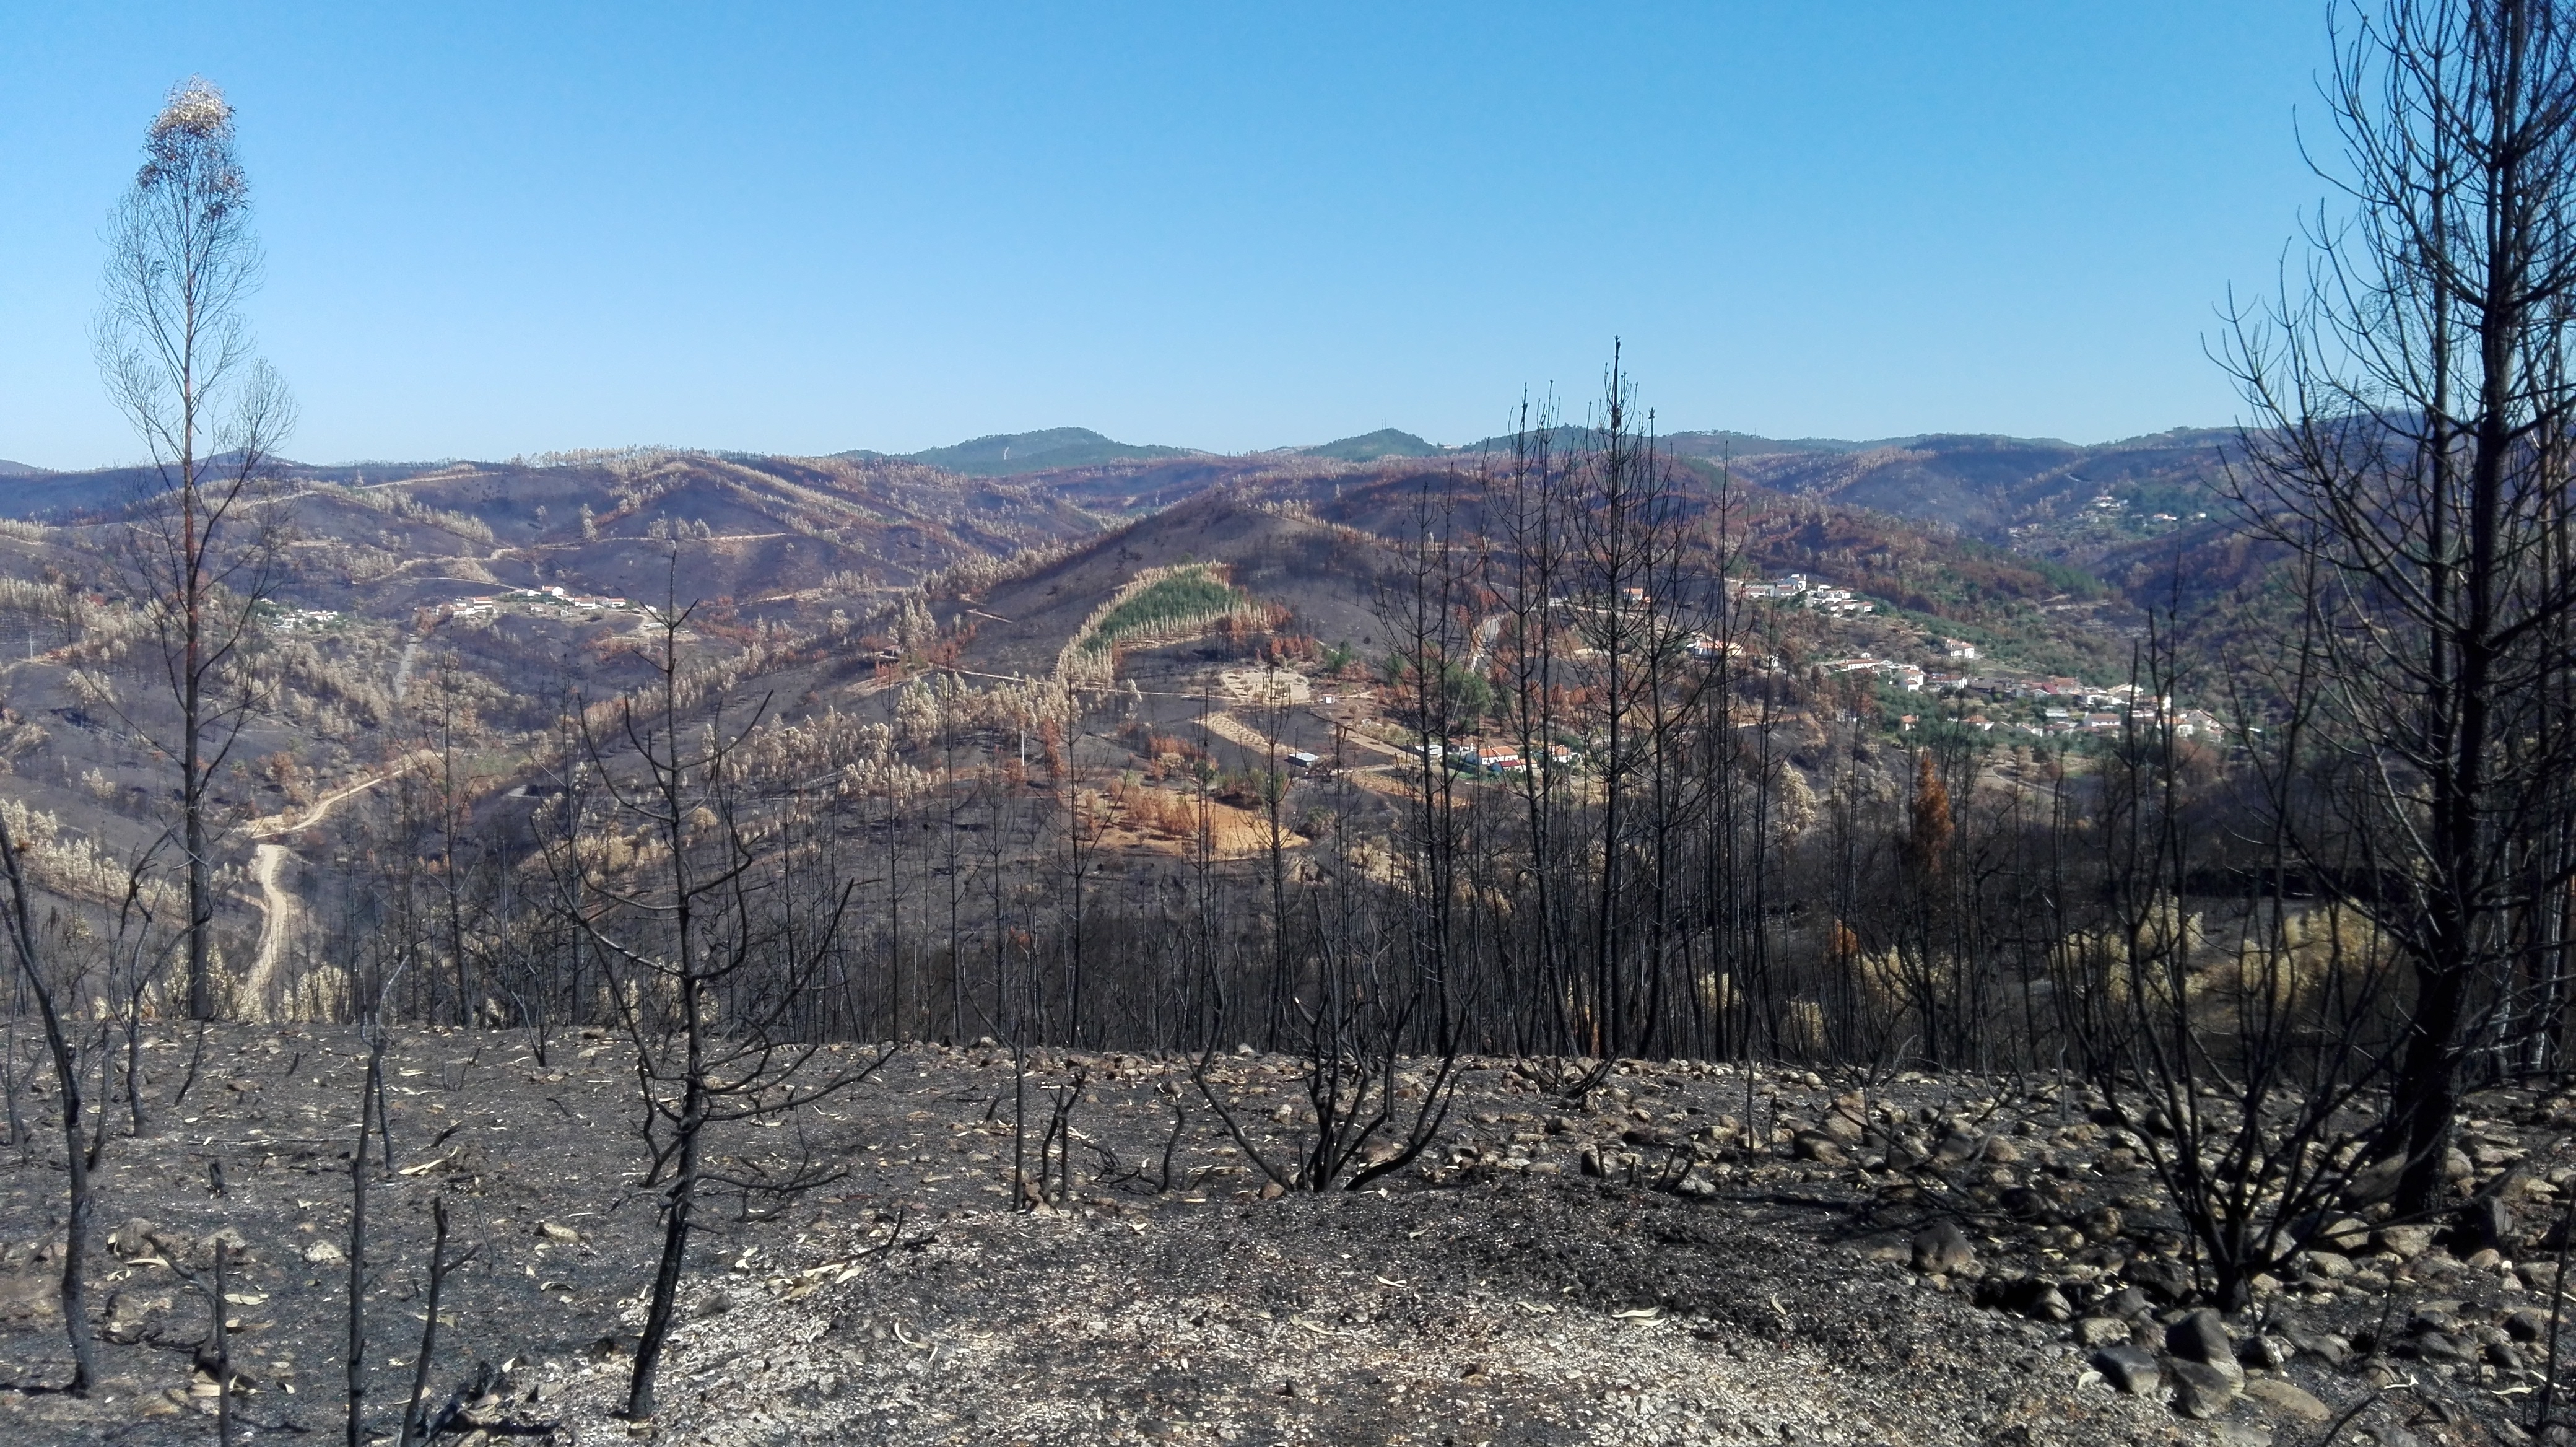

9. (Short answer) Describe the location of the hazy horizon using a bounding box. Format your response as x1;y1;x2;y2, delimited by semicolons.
0;416;2253;476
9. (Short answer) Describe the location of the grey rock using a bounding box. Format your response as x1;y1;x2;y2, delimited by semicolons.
2073;1316;2130;1347
2376;1224;2437;1259
2239;1334;2293;1371
2093;1342;2162;1397
2168;1308;2243;1383
2409;1331;2475;1365
2405;1307;2460;1337
2504;1307;2552;1342
1913;1220;1975;1275
1791;1131;1848;1166
2242;1378;2332;1424
2170;1360;2242;1419
2343;1157;2407;1204
2486;1339;2526;1371
108;1218;163;1259
2300;1250;2356;1280
2105;1285;2153;1319
2124;1257;2193;1303
2280;1327;2353;1368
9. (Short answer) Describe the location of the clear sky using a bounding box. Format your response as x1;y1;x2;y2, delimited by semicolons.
0;3;2328;469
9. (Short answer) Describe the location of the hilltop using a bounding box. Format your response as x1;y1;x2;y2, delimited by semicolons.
845;427;1204;478
1292;428;1445;461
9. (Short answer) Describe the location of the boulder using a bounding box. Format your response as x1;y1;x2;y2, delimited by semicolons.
2123;1256;2193;1304
2504;1308;2551;1343
2105;1285;2154;1319
1913;1220;1975;1275
108;1218;162;1259
2300;1251;2355;1280
2242;1378;2332;1424
2170;1360;2243;1420
1791;1132;1848;1167
2342;1157;2406;1204
2073;1316;2131;1347
2280;1328;2354;1369
2168;1308;2244;1384
2092;1342;2162;1397
2376;1224;2437;1259
2406;1331;2475;1365
2239;1334;2294;1372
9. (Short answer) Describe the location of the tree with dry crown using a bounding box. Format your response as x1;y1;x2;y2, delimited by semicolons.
94;76;295;1022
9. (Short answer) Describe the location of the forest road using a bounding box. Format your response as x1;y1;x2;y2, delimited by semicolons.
243;841;295;1019
237;751;434;1018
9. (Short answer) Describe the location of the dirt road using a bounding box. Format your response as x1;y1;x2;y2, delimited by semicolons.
236;751;433;1017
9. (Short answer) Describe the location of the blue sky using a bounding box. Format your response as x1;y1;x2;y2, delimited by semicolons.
0;3;2326;468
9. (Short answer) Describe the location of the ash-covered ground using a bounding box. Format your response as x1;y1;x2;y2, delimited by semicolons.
1;1025;2567;1446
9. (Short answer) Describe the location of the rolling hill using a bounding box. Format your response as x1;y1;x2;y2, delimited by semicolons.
941;487;1399;681
856;427;1203;478
1295;429;1445;461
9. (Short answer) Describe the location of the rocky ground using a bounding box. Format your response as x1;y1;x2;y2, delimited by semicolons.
1;1025;2570;1445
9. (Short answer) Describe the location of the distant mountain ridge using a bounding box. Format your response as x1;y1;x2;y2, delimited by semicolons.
837;427;1200;478
1294;429;1443;461
1;422;2243;566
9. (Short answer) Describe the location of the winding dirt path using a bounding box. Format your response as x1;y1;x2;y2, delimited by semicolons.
237;751;433;1018
244;841;296;1020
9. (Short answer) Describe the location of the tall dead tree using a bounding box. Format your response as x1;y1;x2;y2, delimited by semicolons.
2220;0;2576;1215
95;77;295;1020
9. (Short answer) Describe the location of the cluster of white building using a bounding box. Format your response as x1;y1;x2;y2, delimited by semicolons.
445;585;640;621
1816;655;1928;691
1731;573;1873;616
266;607;342;632
1416;738;1582;775
1830;664;2229;739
